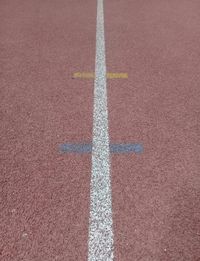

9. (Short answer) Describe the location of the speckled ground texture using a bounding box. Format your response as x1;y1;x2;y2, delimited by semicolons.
105;0;200;260
0;0;95;260
1;0;200;261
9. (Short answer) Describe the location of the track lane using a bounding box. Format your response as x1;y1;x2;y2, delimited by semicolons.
105;0;200;260
0;1;96;260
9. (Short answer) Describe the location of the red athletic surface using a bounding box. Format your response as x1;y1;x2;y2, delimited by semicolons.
1;1;96;260
1;0;200;261
105;1;200;260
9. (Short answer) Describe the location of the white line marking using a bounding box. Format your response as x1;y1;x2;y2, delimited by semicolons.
88;0;114;260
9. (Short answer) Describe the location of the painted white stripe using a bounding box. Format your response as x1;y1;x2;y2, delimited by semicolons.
88;0;114;260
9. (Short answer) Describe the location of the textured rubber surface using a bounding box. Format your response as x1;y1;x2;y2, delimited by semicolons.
105;1;200;260
1;0;200;261
1;1;96;260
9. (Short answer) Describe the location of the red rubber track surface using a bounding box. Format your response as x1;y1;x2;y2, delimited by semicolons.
105;1;200;260
0;0;96;260
1;0;200;261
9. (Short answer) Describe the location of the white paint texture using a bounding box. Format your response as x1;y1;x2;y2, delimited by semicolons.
88;0;114;260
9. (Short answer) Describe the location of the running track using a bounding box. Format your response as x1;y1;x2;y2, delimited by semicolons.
1;0;200;260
